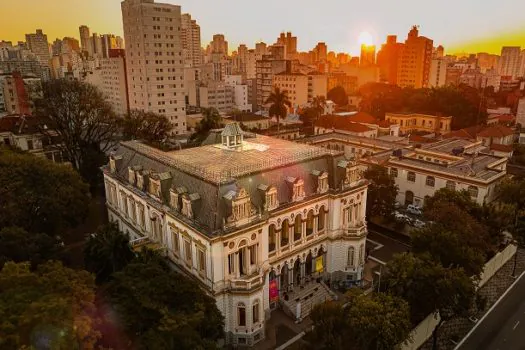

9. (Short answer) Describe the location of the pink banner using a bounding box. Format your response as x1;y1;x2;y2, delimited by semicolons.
269;279;279;302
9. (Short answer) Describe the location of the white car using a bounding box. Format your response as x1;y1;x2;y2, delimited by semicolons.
412;219;426;229
406;204;422;216
394;211;409;221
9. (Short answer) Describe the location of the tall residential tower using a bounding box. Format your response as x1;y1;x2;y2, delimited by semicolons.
121;0;186;135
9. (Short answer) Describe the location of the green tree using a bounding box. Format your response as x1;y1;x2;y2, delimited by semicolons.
310;301;346;349
0;148;89;237
363;165;398;219
0;226;64;269
345;292;412;350
266;86;292;132
84;223;136;284
311;95;327;119
191;107;223;143
327;86;348;106
310;293;412;350
385;253;475;350
412;222;485;277
0;261;100;349
122;109;172;142
34;79;120;189
106;261;224;349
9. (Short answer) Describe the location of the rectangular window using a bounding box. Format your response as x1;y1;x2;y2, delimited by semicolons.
249;245;256;265
407;172;416;182
390;168;398;177
198;249;206;274
252;303;259;323
238;306;246;327
172;230;179;255
184;240;192;263
27;139;33;150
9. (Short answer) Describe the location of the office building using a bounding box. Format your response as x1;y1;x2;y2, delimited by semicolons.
376;35;403;84
121;0;187;135
181;13;202;67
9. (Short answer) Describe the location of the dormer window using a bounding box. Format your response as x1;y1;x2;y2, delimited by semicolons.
109;155;122;173
170;189;179;209
137;173;145;190
232;188;252;221
338;160;360;187
312;170;329;194
128;168;136;185
286;177;305;202
149;178;161;198
181;193;200;219
265;187;279;211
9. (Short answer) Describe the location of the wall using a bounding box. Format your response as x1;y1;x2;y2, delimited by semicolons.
400;244;518;350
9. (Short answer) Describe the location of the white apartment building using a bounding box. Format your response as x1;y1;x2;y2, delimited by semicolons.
103;125;368;346
181;13;202;67
99;50;129;116
307;73;328;101
199;81;234;113
272;72;327;109
121;0;187;135
499;46;521;78
387;139;507;207
225;75;251;112
429;58;447;87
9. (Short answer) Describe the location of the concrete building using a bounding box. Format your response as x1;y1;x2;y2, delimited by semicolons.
225;75;251;112
25;30;50;69
121;0;187;135
2;72;42;115
386;139;507;206
273;72;308;108
0;114;63;162
429;58;447;87
99;49;130;116
517;97;525;127
255;55;293;109
79;25;92;56
315;114;378;138
397;26;433;88
359;44;376;67
181;13;202;67
199;81;234;113
103;126;369;345
209;34;228;57
498;46;521;78
376;35;403;84
385;113;452;136
276;32;297;57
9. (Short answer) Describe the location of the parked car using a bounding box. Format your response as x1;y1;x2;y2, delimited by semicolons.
394;211;410;223
407;204;422;216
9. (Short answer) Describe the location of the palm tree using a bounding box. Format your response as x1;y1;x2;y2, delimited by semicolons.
311;95;327;133
265;86;292;133
84;223;135;283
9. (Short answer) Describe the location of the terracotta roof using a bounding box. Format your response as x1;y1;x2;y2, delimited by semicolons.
377;120;394;128
316;115;374;133
409;134;437;143
347;112;378;125
490;143;513;152
0;115;45;135
477;125;514;138
443;126;483;140
497;114;515;122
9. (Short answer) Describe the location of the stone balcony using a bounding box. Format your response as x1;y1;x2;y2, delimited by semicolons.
215;273;265;293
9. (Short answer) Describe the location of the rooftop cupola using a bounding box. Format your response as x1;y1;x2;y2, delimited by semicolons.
221;123;244;149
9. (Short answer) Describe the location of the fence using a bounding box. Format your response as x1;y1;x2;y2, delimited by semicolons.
400;244;517;350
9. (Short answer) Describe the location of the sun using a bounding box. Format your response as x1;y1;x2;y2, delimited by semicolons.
358;31;374;46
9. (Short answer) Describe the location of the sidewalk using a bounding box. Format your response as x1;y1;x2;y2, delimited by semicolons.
419;249;525;350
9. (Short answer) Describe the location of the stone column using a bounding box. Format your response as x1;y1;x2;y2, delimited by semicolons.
289;267;294;290
300;262;305;285
235;251;240;278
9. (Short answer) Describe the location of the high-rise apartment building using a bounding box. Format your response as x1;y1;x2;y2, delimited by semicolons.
121;0;186;135
255;42;267;56
429;58;447;87
516;97;525;127
25;29;50;68
181;13;202;67
79;25;92;56
276;32;297;56
498;46;521;78
98;49;130;116
209;34;228;57
397;26;433;88
312;42;328;63
359;44;376;67
376;35;403;84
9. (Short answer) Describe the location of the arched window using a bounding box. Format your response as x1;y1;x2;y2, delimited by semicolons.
318;206;326;231
252;300;260;324
238;303;246;327
425;176;435;187
405;191;414;206
281;220;289;247
294;215;302;241
347;247;355;267
358;244;365;264
268;224;276;252
407;172;416;182
468;185;479;199
306;210;314;236
446;180;456;191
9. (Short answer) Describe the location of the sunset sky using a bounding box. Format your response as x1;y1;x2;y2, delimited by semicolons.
2;0;525;55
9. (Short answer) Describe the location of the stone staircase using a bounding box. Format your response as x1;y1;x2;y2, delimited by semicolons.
281;280;335;320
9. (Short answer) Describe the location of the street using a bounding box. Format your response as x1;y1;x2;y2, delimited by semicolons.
458;271;525;350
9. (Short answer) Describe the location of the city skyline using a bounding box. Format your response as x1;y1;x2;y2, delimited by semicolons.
2;0;525;55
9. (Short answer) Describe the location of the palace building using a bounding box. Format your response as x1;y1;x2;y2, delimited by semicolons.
102;123;369;346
